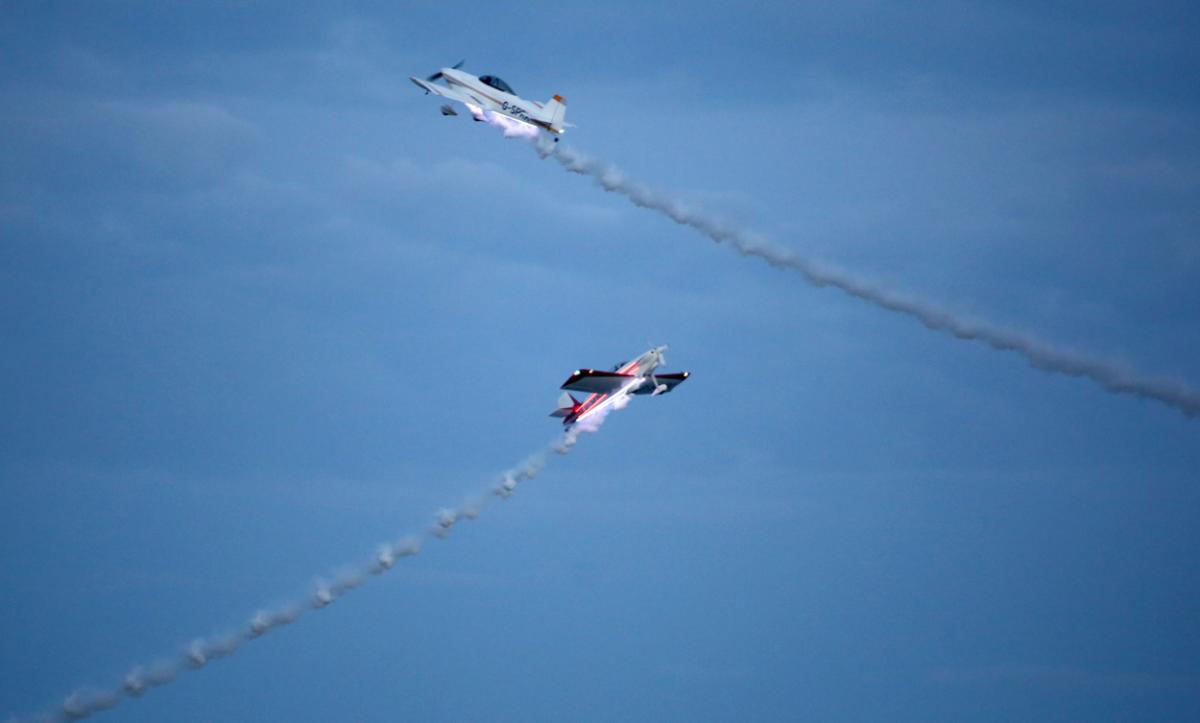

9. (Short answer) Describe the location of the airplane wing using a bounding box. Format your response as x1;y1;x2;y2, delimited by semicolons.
560;369;635;395
409;77;487;108
630;371;690;395
561;369;691;395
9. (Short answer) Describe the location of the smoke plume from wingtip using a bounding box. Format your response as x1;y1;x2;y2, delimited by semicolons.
532;138;1200;418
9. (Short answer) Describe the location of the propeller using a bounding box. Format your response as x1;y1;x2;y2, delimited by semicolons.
426;59;465;82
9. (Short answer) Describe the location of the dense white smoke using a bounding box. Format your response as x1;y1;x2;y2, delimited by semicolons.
533;138;1200;418
466;102;540;140
13;401;631;722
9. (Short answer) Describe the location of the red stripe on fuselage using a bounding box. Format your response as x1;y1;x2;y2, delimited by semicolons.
574;392;608;418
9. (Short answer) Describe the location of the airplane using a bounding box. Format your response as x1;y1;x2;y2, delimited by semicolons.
551;345;690;428
410;61;569;139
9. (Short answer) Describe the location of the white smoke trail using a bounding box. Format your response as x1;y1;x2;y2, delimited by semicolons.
466;102;540;140
555;386;634;454
13;405;631;722
532;137;1200;418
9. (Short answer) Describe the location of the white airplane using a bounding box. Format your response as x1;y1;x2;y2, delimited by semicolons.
410;61;569;138
552;346;690;428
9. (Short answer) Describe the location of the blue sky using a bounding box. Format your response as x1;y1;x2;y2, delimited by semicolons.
2;2;1199;721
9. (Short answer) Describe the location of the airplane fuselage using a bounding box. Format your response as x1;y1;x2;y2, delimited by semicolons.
565;358;645;428
443;71;539;125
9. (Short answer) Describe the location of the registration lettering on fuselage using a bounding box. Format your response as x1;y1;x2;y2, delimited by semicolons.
500;100;531;121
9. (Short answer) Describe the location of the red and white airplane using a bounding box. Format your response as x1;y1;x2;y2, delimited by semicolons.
551;346;690;428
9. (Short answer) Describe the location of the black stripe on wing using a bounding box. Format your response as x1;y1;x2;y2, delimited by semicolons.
560;369;633;394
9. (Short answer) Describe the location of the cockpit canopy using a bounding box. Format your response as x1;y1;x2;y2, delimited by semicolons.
478;75;515;95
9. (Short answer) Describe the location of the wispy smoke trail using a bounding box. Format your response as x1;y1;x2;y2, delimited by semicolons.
532;138;1200;418
13;400;632;722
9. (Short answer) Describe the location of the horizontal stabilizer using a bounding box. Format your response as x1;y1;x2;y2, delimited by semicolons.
549;391;580;417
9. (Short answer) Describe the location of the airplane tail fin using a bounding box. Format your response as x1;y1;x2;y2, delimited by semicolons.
543;95;567;134
549;391;580;418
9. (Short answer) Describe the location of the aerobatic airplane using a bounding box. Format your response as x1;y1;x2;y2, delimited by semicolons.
551;346;690;428
410;61;569;138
